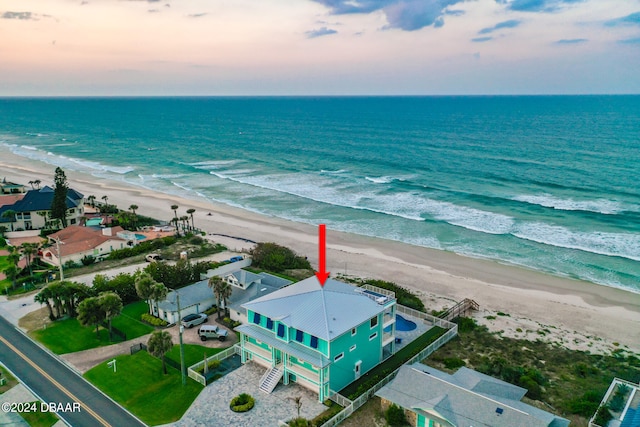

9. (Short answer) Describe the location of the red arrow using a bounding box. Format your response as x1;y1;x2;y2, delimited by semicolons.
315;224;330;286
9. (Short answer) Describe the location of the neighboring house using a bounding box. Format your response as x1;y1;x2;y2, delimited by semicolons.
42;226;129;266
376;363;570;427
157;279;216;323
226;271;292;323
0;179;26;194
589;378;640;427
0;186;84;231
236;277;397;401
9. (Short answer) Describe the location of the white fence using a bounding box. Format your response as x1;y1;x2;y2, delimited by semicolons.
187;344;242;386
318;320;458;427
396;304;456;330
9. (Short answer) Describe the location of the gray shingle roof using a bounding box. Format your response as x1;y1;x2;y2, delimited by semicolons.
375;364;570;427
242;277;386;341
157;279;214;312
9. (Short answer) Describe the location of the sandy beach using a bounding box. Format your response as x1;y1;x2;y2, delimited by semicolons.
1;150;639;354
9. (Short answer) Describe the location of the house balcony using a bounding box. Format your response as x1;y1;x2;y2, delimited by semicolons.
244;341;273;363
382;330;395;347
287;362;321;385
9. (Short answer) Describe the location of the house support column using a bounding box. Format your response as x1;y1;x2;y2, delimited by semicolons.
283;354;289;385
318;367;325;402
240;335;247;363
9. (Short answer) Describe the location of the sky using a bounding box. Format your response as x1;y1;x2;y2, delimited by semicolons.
1;0;639;96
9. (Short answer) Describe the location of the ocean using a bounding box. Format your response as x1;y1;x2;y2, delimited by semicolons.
1;96;639;293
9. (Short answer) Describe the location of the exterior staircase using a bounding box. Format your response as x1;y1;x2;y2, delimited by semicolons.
259;366;283;394
441;298;480;321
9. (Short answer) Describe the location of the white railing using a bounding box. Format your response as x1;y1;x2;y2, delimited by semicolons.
396;304;456;330
328;391;352;407
318;323;458;427
187;344;242;386
361;284;396;298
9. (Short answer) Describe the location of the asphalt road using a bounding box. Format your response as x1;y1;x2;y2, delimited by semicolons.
0;315;146;427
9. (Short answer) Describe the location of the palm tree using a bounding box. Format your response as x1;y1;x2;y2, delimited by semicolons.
77;296;105;338
1;210;17;232
4;247;20;289
135;272;157;314
129;204;138;215
149;283;168;317
179;215;189;233
147;331;173;374
34;286;54;320
208;276;231;320
28;180;34;189
101;195;109;211
100;292;123;341
33;179;41;189
170;204;179;233
20;242;39;277
186;208;196;230
87;195;96;208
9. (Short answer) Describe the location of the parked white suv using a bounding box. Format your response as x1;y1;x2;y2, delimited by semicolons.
181;313;208;328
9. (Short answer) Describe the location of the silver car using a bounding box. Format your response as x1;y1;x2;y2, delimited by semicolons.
181;313;208;328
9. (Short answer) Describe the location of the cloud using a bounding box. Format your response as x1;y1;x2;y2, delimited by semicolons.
478;19;521;34
187;13;207;18
555;38;587;44
498;0;585;13
2;11;34;20
618;37;640;44
605;12;640;27
472;36;493;42
311;0;465;31
305;27;338;38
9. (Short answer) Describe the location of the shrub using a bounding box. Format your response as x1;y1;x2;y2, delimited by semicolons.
385;404;407;427
189;235;204;245
250;242;311;272
230;393;255;412
519;375;542;400
594;405;613;426
141;313;168;326
80;255;95;266
455;317;477;333
287;418;311;427
443;357;466;370
566;391;601;416
609;394;625;412
362;279;425;312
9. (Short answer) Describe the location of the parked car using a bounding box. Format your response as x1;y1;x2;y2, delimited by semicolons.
145;253;162;262
181;313;208;328
229;256;243;262
198;324;228;341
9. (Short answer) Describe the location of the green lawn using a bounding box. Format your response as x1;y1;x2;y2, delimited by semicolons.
165;344;224;368
111;301;154;339
18;402;59;427
31;302;154;354
339;326;446;398
84;351;203;425
0;364;18;394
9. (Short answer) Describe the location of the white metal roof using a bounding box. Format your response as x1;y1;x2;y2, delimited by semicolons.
242;276;387;341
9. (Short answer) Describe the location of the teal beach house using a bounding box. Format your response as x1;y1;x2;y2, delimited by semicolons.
236;277;397;401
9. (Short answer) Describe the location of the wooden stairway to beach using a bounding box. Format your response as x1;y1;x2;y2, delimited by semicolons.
441;298;479;321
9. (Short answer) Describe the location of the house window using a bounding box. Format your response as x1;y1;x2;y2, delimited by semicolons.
277;324;285;338
370;316;378;328
253;312;261;324
334;353;344;362
70;219;76;224
350;344;356;352
295;329;304;343
369;332;378;341
266;318;274;330
310;336;318;349
351;328;356;336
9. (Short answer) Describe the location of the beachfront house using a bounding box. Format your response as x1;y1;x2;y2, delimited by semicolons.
0;186;84;231
157;279;217;323
42;226;129;267
376;363;570;427
226;271;292;323
236;276;397;401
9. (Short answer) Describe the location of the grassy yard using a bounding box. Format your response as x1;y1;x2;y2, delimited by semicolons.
339;326;446;399
0;364;18;393
84;351;203;425
31;302;154;354
165;344;224;368
18;402;59;427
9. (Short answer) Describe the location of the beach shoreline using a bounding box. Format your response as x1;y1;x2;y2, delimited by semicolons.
1;149;639;354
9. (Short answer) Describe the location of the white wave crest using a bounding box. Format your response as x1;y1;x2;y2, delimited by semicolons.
365;176;395;184
513;222;640;261
21;145;38;151
187;159;239;169
513;194;627;215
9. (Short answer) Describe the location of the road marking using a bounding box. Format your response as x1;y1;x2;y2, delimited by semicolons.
0;335;112;427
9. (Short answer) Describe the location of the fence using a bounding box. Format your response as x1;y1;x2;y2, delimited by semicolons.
188;344;242;386
396;304;456;330
130;342;147;355
318;322;459;427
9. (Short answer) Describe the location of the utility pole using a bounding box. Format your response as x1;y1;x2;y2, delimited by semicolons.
54;236;64;280
176;291;186;385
